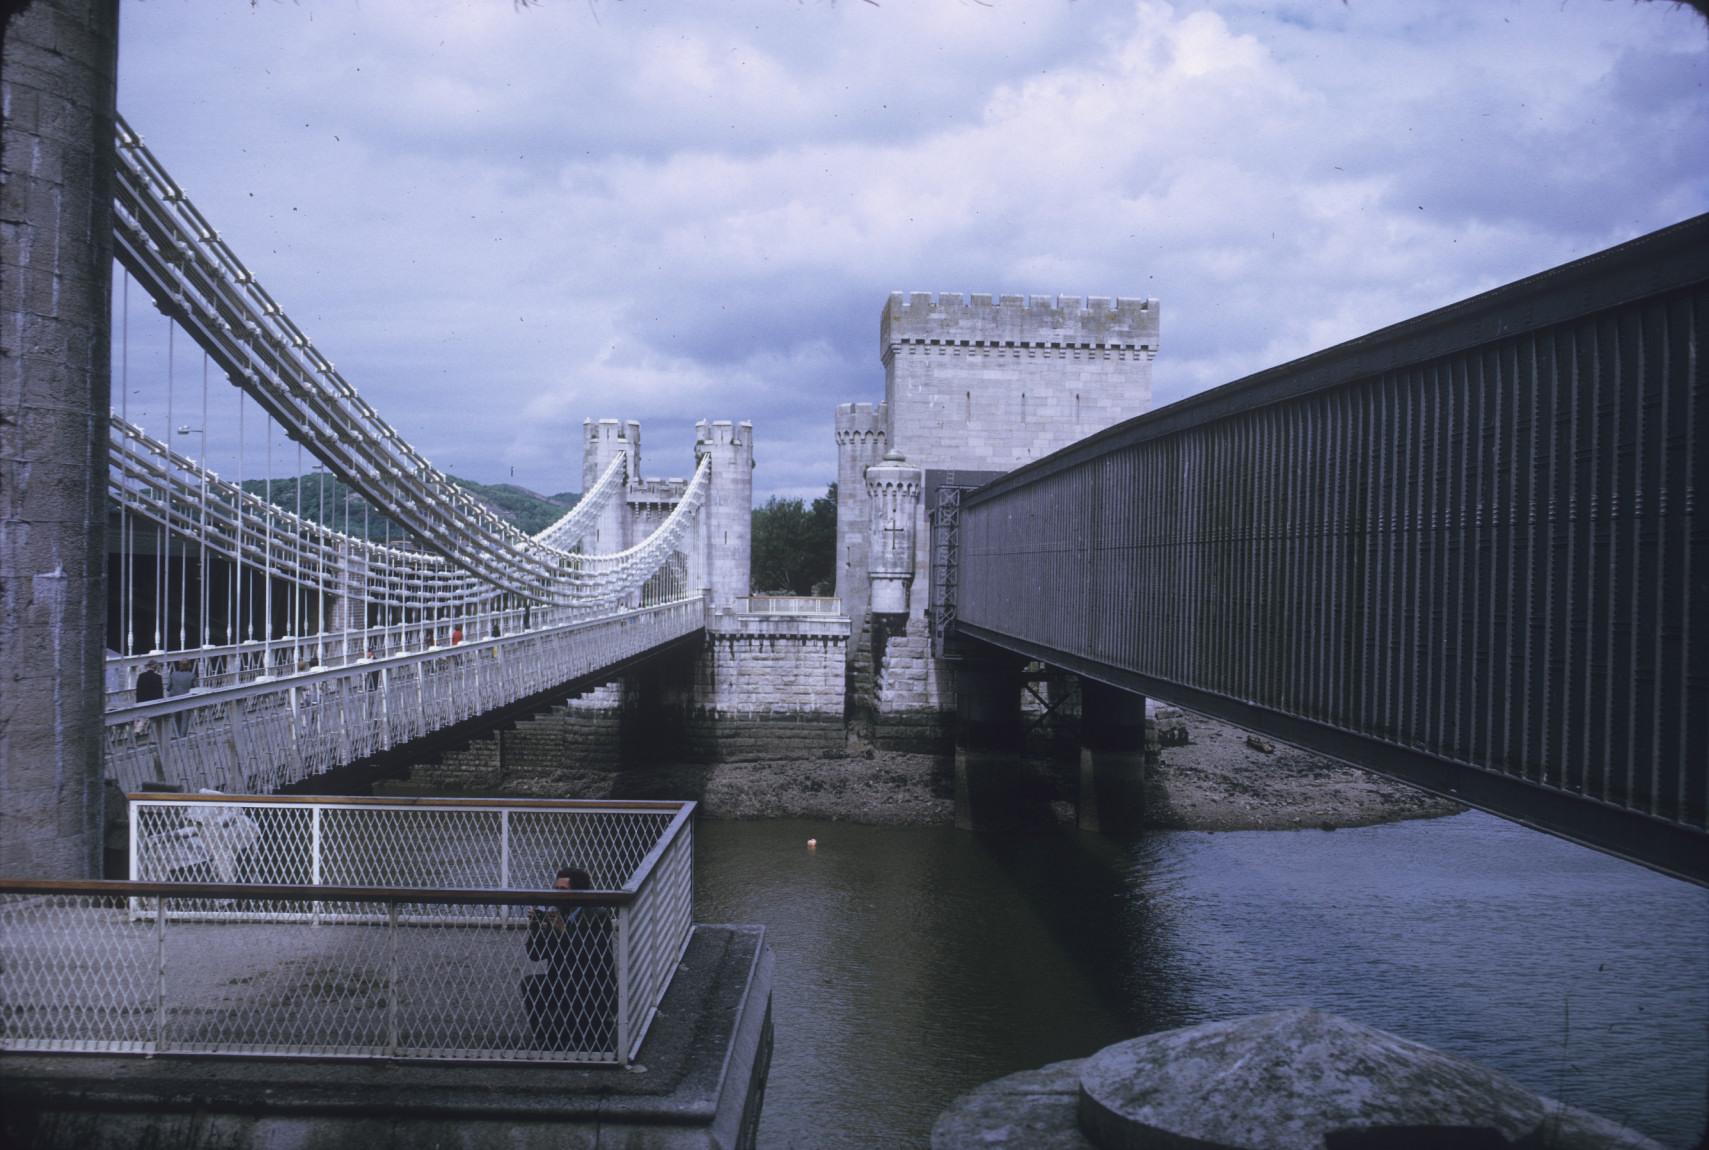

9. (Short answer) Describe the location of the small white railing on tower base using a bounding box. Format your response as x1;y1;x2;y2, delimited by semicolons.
1;798;694;1066
735;595;843;615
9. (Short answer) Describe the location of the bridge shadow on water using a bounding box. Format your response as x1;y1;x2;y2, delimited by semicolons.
967;818;1200;1042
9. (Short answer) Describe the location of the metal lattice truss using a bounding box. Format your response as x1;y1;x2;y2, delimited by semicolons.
111;115;703;607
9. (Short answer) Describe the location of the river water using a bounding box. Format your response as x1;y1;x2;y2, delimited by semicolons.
693;810;1708;1149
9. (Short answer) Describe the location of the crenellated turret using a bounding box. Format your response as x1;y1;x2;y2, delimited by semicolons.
880;290;1159;477
865;448;922;616
838;285;1160;753
695;419;754;611
583;419;639;554
834;401;888;620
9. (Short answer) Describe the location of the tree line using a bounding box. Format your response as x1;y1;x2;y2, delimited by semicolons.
750;483;837;595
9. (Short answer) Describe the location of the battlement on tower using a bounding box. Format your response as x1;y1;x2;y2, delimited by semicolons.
584;418;642;446
695;419;752;448
880;292;1159;359
583;418;642;487
834;402;888;445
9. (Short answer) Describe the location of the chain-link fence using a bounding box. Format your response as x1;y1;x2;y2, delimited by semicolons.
5;799;694;1065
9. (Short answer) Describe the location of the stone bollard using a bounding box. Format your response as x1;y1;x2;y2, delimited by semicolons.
931;1009;1666;1150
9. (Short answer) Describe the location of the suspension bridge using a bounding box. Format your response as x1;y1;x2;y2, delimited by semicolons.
98;116;732;796
1;12;784;1129
3;3;1705;894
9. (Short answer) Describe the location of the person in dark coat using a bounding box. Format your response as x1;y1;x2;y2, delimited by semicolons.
523;866;615;1054
135;662;164;703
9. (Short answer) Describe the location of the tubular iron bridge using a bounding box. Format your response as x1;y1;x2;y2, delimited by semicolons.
953;215;1708;885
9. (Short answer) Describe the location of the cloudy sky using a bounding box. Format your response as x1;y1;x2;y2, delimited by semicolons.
114;0;1708;502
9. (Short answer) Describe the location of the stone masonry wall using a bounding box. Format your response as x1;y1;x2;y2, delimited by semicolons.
409;614;849;794
869;614;955;751
1;0;121;878
689;613;848;760
406;692;626;796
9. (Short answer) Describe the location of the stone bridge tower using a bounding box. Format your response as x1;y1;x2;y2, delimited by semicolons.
582;419;642;555
696;419;753;613
838;292;1160;748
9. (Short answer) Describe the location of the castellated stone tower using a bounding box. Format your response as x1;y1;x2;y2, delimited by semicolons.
582;419;641;554
880;291;1159;471
696;419;754;611
833;402;887;623
837;291;1160;748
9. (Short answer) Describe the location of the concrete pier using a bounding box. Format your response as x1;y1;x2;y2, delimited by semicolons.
953;655;1024;831
1;925;774;1149
1076;679;1147;834
0;0;121;879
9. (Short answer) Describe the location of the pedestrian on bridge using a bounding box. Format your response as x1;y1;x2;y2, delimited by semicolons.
167;659;196;697
134;661;163;704
167;659;197;735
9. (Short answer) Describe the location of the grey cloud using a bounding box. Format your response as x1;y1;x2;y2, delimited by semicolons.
115;0;1709;505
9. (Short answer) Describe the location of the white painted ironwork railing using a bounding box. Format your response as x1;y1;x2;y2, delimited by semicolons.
103;597;705;794
735;596;844;615
4;801;693;1065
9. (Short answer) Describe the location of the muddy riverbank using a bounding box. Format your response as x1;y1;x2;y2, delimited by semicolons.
556;710;1464;831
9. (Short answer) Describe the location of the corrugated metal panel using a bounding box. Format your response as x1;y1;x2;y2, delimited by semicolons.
957;216;1708;883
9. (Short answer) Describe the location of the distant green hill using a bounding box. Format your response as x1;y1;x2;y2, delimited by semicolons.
237;474;579;543
450;478;581;536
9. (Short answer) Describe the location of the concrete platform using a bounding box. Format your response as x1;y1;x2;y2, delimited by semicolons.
1;924;773;1149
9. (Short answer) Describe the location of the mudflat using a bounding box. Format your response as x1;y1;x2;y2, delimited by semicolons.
1140;712;1464;832
542;710;1463;832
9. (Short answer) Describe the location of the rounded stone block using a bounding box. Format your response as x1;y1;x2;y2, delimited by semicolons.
1075;1009;1666;1150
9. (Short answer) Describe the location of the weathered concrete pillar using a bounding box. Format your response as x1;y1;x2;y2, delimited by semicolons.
1;0;121;878
1076;678;1147;833
953;654;1024;831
